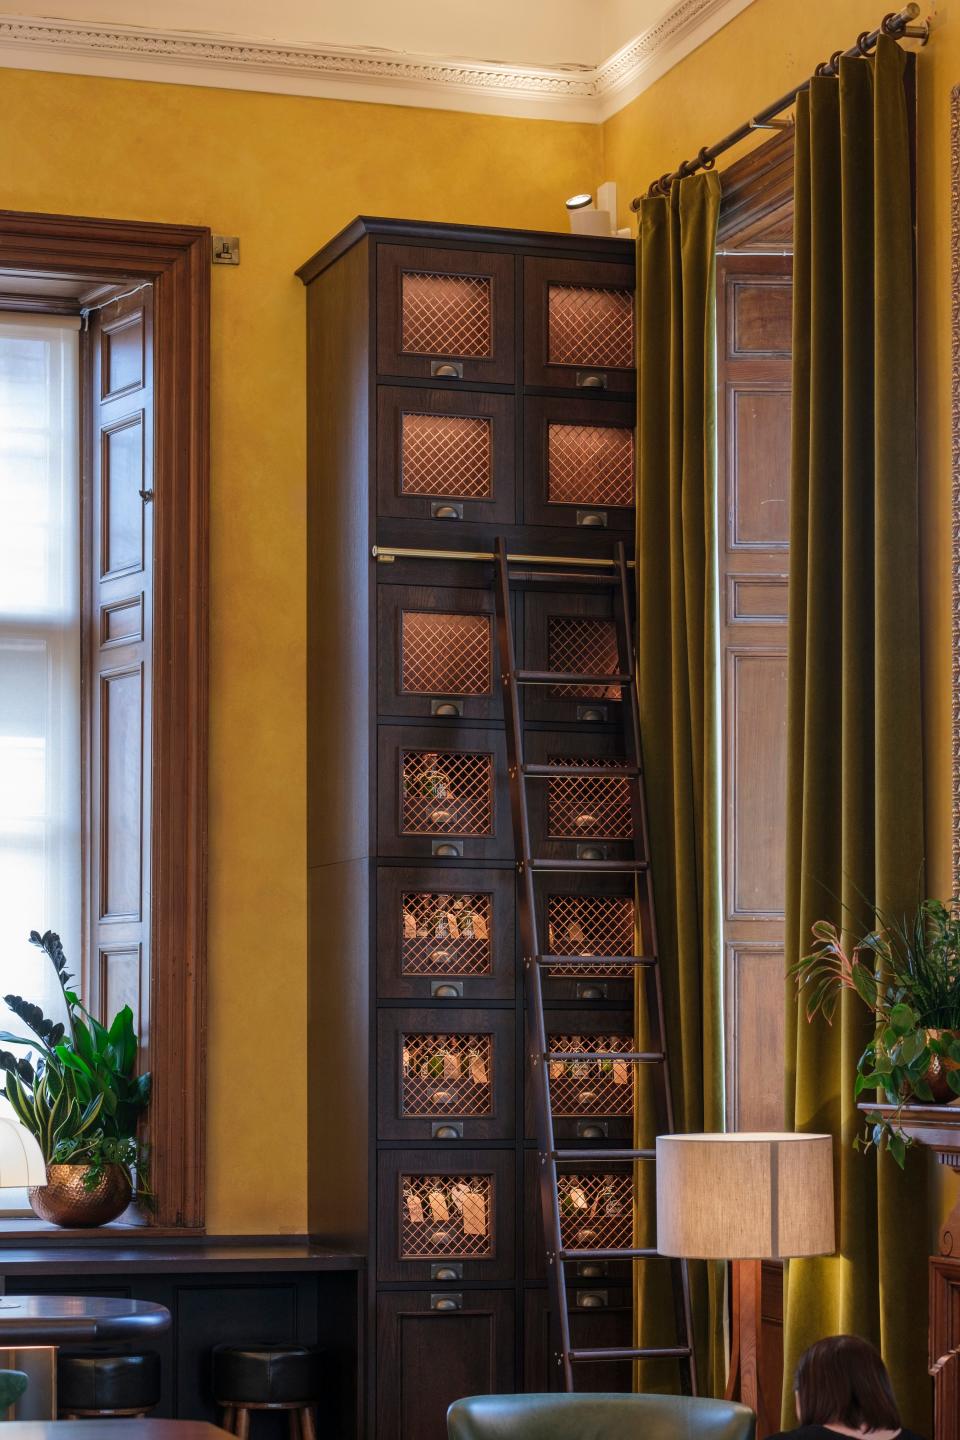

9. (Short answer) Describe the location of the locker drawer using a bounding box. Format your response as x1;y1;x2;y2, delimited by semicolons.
377;582;501;722
378;1149;515;1283
524;256;635;394
524;729;636;863
377;1289;515;1440
524;1149;638;1282
377;244;515;384
537;874;639;1005
522;395;635;533
378;725;511;861
377;1007;515;1142
526;1007;636;1142
523;1287;634;1393
376;865;516;1001
522;589;625;726
377;386;515;526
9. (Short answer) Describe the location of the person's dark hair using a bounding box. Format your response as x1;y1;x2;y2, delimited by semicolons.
795;1335;901;1430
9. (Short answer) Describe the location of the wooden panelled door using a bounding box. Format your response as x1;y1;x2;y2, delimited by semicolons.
84;289;154;1061
717;254;792;1133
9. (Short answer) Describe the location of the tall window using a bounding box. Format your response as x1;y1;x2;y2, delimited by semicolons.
0;315;81;1014
0;316;80;1205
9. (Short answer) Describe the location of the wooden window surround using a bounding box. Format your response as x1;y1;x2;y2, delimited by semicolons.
0;209;210;1230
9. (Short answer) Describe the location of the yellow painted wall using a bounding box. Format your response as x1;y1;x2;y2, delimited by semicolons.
602;0;955;1241
0;65;600;1233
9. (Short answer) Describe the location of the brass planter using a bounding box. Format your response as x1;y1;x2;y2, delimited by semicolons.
922;1029;960;1104
28;1163;132;1227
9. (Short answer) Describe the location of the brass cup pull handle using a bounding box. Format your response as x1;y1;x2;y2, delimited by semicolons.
431;502;463;521
576;371;607;389
578;1292;607;1309
431;361;464;379
431;1293;463;1311
577;509;608;529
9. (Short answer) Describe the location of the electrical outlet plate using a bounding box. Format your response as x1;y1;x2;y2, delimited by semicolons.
212;235;240;265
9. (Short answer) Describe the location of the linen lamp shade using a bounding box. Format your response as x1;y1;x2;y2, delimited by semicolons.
0;1109;46;1188
656;1132;834;1261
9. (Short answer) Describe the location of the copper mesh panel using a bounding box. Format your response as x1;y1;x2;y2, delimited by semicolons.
401;1034;494;1117
558;1172;635;1251
400;413;493;499
547;284;634;370
548;1034;635;1117
546;894;636;977
547;423;634;509
401;611;493;696
400;1173;493;1258
401;272;493;358
401;891;493;976
547;616;622;701
401;750;494;835
547;757;633;841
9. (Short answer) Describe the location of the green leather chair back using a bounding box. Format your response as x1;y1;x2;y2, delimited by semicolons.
448;1393;756;1440
0;1369;29;1414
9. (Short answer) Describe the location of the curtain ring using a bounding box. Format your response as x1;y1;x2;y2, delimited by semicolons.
697;147;716;172
880;10;899;35
829;48;845;72
814;59;830;75
856;30;873;55
659;172;674;193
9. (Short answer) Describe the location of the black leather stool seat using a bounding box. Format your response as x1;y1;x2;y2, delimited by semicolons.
58;1351;161;1414
213;1346;320;1406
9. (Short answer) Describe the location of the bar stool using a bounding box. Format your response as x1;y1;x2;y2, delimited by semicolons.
212;1344;320;1439
58;1350;161;1418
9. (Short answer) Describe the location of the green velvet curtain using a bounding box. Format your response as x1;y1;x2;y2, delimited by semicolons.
783;34;928;1432
635;170;725;1397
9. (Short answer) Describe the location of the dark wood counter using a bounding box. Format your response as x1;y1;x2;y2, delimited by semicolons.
0;1239;363;1439
0;1241;362;1275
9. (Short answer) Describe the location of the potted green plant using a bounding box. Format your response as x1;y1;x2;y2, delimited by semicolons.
791;899;960;1167
0;930;151;1226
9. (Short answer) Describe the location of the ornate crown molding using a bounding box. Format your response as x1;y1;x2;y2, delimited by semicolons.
0;1;756;121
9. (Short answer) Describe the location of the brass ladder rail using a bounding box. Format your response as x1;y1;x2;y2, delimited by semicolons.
492;535;697;1394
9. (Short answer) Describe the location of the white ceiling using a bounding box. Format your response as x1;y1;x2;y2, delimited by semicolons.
2;0;674;67
0;0;757;119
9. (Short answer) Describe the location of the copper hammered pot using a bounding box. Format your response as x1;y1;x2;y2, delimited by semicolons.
28;1163;132;1227
921;1030;960;1104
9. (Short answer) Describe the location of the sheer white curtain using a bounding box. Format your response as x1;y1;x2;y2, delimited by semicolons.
0;315;80;1108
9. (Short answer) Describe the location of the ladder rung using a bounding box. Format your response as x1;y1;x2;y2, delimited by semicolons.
536;954;656;968
569;1346;692;1362
553;1149;655;1161
514;669;632;687
508;568;620;587
561;1247;658;1261
528;859;649;874
522;762;640;778
546;1051;665;1064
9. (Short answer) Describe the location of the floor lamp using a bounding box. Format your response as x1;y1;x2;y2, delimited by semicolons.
656;1132;835;1438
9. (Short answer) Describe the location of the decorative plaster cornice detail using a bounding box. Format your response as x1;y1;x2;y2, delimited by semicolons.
0;2;757;121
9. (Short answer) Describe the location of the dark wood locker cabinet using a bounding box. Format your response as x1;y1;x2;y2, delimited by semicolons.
299;217;636;1439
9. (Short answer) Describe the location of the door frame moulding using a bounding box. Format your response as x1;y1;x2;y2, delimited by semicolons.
0;208;210;1230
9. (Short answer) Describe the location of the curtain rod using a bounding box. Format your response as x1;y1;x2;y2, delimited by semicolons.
631;4;929;207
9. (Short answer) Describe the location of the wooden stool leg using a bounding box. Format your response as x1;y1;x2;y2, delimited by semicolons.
300;1406;317;1440
221;1407;236;1434
288;1409;301;1440
235;1407;251;1440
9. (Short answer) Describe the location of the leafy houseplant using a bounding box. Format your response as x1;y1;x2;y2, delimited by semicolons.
792;899;960;1167
0;930;150;1224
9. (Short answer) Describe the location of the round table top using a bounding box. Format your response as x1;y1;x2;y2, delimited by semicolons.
0;1294;171;1343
